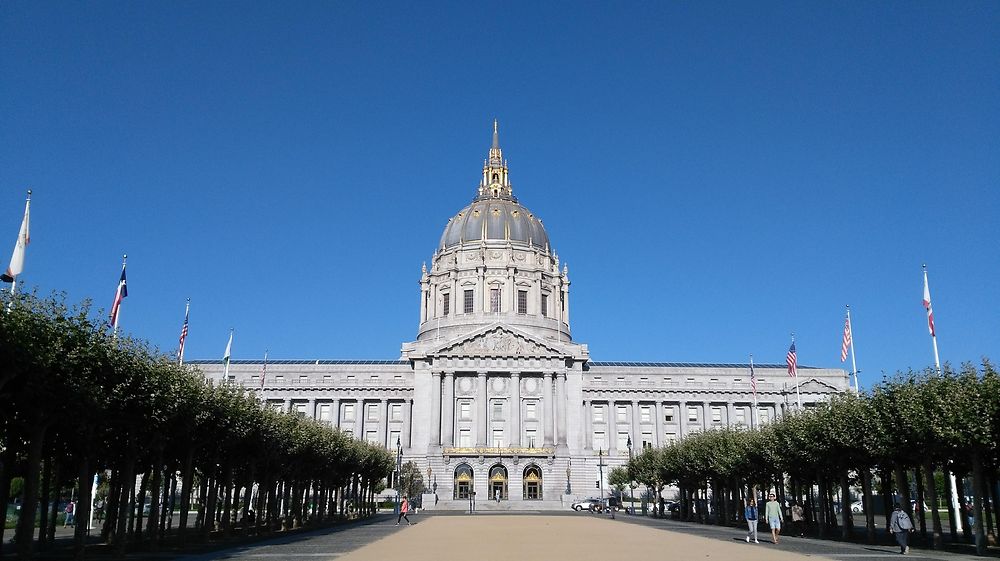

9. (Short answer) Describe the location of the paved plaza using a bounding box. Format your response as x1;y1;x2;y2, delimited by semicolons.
177;513;990;561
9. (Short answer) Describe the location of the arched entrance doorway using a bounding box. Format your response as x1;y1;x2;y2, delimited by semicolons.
488;464;508;501
454;464;474;500
523;465;543;500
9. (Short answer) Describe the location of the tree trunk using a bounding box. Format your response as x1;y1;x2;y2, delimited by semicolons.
15;425;48;560
943;466;959;542
146;451;163;548
816;474;827;539
840;470;853;540
166;470;178;534
73;458;93;561
37;459;52;548
177;450;195;538
988;474;1000;545
101;469;122;543
861;468;875;544
114;451;136;555
971;449;987;555
220;467;233;535
46;463;60;545
130;469;149;541
956;475;970;541
922;459;942;548
0;448;14;556
915;465;927;538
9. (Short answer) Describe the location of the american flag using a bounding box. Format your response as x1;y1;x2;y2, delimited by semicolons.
178;300;190;363
109;261;128;329
749;356;757;396
840;312;852;362
786;342;797;377
923;269;936;337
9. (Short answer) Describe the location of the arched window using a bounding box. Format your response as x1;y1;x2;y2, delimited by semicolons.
454;464;474;500
523;465;543;500
489;464;508;500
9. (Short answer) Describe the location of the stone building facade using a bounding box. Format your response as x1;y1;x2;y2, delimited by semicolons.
194;123;849;509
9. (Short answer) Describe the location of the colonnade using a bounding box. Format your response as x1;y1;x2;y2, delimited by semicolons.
275;396;413;449
429;370;568;449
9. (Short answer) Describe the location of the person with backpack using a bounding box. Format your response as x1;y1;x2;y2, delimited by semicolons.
889;503;914;554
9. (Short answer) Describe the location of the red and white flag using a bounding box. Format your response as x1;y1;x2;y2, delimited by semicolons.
178;299;190;364
1;191;31;283
840;312;852;362
109;259;128;330
786;341;797;377
923;270;935;337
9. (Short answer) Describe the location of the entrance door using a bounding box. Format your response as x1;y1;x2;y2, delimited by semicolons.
488;464;508;500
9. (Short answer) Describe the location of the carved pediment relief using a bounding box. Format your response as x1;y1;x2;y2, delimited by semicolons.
795;378;842;393
435;326;564;358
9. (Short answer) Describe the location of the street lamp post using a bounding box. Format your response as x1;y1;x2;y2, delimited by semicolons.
626;435;636;515
395;436;402;515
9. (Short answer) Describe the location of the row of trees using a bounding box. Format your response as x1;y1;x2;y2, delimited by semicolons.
625;363;1000;555
0;291;395;560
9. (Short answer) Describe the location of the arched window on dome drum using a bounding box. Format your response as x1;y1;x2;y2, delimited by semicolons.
454;464;474;500
523;465;542;500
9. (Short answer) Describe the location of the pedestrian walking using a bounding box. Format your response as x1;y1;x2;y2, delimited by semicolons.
63;500;76;527
396;497;411;525
744;498;760;543
889;503;914;554
791;500;805;536
765;492;783;544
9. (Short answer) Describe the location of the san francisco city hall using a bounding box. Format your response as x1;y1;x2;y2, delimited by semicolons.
195;124;849;510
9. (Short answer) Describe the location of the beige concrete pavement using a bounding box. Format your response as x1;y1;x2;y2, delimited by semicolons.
338;515;813;561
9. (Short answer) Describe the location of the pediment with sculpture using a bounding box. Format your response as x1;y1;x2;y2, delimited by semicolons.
432;325;566;358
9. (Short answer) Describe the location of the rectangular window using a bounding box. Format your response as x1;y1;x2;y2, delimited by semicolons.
640;406;652;423
687;406;698;422
664;406;674;423
318;403;332;422
526;428;538;448
593;431;606;450
492;429;503;448
365;430;378;444
735;408;746;425
490;288;501;313
275;375;285;383
665;433;677;444
492;400;503;420
250;375;260;385
541;294;548;317
294;402;307;417
525;401;537;420
593;405;605;423
390;403;403;421
616;405;628;423
759;408;771;424
442;292;450;316
517;290;527;314
711;406;722;423
389;430;401;449
460;401;471;420
617;432;629;451
299;375;309;383
458;429;472;447
367;404;379;421
270;401;284;412
463;289;474;313
641;430;653;449
343;403;356;421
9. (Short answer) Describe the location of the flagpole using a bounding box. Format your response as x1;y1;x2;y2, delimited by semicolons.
113;254;126;339
179;298;190;365
261;349;268;404
923;264;942;373
847;305;859;394
792;334;801;410
750;354;758;430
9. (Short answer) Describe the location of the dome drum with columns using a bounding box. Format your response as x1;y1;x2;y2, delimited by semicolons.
193;121;850;511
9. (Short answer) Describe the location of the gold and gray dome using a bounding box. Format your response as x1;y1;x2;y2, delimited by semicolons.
438;122;550;251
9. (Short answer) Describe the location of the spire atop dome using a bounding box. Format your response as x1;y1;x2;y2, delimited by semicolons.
478;119;515;201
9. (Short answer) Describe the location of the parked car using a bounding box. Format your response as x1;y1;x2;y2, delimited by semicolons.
571;498;601;512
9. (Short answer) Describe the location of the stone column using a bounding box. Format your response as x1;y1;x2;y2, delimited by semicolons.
378;399;389;448
283;398;292;413
442;372;455;446
309;398;318;420
557;372;568;446
511;372;521;447
631;400;641;451
430;372;442;446
702;402;709;431
678;399;687;439
476;371;488;446
655;401;664;447
354;400;363;440
404;399;413;448
727;401;735;428
583;399;592;450
332;398;340;428
543;373;554;446
608;401;617;456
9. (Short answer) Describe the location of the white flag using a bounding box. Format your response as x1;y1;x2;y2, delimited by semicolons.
2;192;30;283
223;330;233;366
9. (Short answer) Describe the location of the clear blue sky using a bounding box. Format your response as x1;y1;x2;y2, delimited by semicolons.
2;2;997;384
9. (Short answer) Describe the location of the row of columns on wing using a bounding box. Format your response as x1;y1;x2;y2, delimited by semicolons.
264;397;413;449
419;268;569;325
428;371;568;448
582;399;783;455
